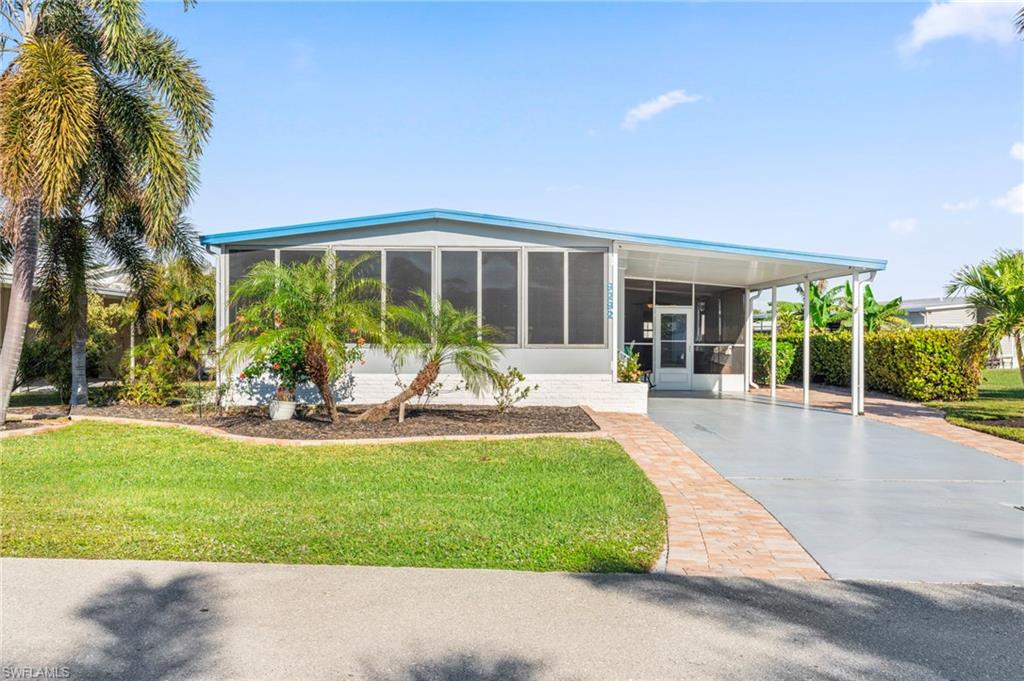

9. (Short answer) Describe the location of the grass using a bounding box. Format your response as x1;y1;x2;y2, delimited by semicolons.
927;368;1024;444
0;421;666;572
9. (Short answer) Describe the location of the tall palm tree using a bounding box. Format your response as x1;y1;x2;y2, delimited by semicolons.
0;0;211;422
357;290;501;422
223;255;381;424
947;249;1024;384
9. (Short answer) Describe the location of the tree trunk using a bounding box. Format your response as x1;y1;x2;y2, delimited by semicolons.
0;198;41;426
69;286;88;411
304;340;337;424
1014;331;1024;387
356;361;439;423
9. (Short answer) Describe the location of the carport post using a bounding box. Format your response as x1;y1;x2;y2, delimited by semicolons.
802;277;810;407
850;273;861;417
770;286;778;399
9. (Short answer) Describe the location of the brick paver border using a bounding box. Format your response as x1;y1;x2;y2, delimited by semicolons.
584;408;828;580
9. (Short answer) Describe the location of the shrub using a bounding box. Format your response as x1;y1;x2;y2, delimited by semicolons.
776;328;981;401
489;367;538;412
752;337;796;386
617;349;643;383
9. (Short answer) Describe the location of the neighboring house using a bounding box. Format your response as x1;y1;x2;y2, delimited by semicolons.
900;296;1019;369
201;209;886;413
0;265;134;380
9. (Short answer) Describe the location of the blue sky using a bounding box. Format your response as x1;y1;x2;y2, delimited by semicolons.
148;1;1023;300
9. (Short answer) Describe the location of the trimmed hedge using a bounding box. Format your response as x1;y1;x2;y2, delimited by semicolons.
772;328;981;401
752;337;796;386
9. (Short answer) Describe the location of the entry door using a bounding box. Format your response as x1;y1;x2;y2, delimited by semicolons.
654;307;693;390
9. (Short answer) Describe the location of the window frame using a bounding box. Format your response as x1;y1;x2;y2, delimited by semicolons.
524;248;608;349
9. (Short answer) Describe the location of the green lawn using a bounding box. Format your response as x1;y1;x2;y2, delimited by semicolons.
0;421;666;572
927;368;1024;444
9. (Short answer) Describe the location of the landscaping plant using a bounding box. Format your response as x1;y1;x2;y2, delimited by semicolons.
489;367;539;412
224;254;380;423
357;289;500;422
752;337;796;386
946;248;1024;386
616;347;644;383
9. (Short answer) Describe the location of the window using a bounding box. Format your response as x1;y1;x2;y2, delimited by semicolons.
227;249;274;320
279;250;325;267
655;280;693;306
336;250;382;303
568;252;604;344
624;279;653;344
528;252;564;344
386;251;431;306
694;284;745;345
481;251;518;344
441;251;477;315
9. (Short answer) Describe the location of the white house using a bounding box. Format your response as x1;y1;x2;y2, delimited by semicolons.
201;209;886;414
901;296;1018;369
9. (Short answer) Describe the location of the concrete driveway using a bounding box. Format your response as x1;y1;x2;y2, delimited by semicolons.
648;394;1024;584
2;558;1022;681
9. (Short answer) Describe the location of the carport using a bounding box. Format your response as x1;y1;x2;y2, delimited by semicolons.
648;393;1024;584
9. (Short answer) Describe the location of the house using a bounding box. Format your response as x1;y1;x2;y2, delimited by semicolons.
901;296;1018;368
201;209;886;414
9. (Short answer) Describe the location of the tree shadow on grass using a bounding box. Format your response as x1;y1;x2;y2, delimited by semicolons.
58;572;220;681
573;573;1024;681
363;652;545;681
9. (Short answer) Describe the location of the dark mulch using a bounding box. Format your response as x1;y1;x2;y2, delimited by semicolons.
67;403;599;440
1;418;64;432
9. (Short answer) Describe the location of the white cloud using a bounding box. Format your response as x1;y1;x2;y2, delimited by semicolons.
1012;142;1024;160
992;184;1024;214
900;1;1017;54
622;89;703;130
942;199;978;212
888;218;919;234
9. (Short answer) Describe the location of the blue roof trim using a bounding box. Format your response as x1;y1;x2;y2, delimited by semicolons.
200;208;887;271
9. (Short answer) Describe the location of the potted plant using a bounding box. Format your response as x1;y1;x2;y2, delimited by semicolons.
239;339;308;421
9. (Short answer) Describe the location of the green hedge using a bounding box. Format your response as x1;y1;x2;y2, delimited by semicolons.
770;328;981;401
752;337;796;386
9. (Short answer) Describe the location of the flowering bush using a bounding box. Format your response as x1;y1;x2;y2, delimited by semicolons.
617;348;644;383
239;339;309;400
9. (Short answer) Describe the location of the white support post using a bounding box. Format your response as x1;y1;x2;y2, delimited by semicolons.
802;277;811;407
858;283;866;414
744;289;753;391
608;250;619;378
850;273;860;417
770;285;778;399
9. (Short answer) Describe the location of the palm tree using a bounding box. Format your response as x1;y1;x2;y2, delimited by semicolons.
136;257;214;375
357;290;501;422
0;0;210;423
946;249;1024;384
223;255;381;424
841;282;907;333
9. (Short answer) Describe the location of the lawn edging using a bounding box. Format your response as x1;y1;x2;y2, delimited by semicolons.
59;414;611;447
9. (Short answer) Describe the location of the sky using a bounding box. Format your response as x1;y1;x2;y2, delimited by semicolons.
147;1;1024;300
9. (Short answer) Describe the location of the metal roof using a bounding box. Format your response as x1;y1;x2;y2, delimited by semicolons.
200;208;887;271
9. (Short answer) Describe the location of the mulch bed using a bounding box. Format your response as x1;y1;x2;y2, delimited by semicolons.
61;403;599;440
981;417;1024;430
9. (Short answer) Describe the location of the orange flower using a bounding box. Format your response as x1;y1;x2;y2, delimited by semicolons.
273;363;281;369
356;337;365;345
349;327;358;334
238;372;245;379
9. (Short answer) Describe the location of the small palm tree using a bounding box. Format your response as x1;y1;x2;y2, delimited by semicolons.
223;255;381;423
357;289;501;422
946;249;1024;384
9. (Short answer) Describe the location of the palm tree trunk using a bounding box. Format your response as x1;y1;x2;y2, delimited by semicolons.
69;287;88;410
1014;331;1024;387
0;198;41;426
304;340;337;424
356;361;439;423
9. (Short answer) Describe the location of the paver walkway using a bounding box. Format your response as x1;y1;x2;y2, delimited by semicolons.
752;384;1024;464
585;409;827;580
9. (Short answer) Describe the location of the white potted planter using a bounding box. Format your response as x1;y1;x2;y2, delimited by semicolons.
269;387;297;421
269;399;296;421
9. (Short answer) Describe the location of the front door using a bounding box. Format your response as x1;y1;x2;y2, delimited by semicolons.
653;306;693;390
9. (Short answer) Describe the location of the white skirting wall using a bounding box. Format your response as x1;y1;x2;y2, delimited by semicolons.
227;373;651;414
